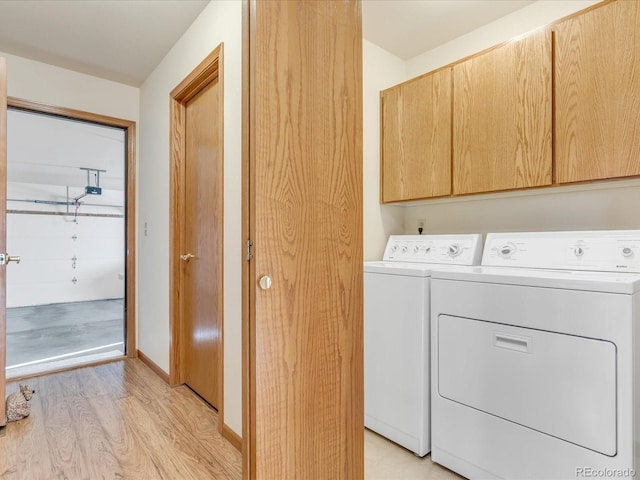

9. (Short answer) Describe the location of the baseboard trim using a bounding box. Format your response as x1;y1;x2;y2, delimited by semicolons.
222;424;242;451
137;349;170;384
136;349;238;449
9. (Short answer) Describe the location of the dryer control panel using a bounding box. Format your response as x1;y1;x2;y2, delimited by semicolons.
483;230;640;273
383;234;483;265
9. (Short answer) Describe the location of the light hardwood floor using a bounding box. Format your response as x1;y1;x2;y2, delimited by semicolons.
0;359;242;479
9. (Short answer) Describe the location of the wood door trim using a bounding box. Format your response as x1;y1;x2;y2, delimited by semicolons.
0;57;6;428
242;0;256;479
241;0;255;475
6;97;137;363
169;44;225;433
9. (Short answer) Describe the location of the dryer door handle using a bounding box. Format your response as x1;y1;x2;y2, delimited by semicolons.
493;332;530;354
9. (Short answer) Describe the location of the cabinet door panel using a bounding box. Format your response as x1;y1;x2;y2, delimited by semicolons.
381;69;451;202
555;0;640;183
453;30;552;195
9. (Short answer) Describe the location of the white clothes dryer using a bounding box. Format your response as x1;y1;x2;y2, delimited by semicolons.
431;230;640;479
364;234;483;457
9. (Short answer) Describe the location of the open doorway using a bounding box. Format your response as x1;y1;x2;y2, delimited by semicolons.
5;101;136;378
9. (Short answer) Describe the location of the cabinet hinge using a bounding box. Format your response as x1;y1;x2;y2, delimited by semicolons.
246;239;254;261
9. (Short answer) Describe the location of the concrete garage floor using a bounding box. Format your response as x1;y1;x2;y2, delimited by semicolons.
6;298;125;378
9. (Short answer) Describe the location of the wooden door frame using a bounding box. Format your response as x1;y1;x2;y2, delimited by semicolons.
5;97;137;362
0;57;6;427
169;45;225;432
241;0;254;474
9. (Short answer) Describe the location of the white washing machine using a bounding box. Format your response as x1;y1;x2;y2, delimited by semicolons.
364;234;483;457
431;230;640;479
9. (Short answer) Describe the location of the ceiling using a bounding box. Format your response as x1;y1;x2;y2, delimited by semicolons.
0;0;209;86
363;0;535;60
0;0;535;87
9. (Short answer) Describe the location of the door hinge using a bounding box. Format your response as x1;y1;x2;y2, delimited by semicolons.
246;239;254;261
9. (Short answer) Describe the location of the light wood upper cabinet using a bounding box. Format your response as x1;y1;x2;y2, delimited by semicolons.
452;30;553;195
555;0;640;184
380;68;452;203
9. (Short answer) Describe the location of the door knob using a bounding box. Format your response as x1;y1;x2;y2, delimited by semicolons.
180;253;196;261
0;253;20;265
258;276;272;290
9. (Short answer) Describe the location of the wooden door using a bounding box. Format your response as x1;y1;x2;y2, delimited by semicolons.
181;77;222;408
381;68;452;203
0;57;6;427
555;0;640;183
452;29;552;195
244;1;363;479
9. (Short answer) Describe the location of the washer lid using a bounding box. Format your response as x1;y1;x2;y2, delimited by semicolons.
364;261;434;277
431;266;640;294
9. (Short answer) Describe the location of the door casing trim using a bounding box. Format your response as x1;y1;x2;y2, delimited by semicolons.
6;96;137;363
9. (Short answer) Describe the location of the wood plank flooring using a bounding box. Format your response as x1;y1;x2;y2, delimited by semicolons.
0;359;242;479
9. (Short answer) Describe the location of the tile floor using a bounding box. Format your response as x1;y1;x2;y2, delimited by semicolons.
6;298;125;377
365;429;464;480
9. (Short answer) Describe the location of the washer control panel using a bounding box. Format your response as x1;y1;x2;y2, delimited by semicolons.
483;230;640;273
383;234;483;265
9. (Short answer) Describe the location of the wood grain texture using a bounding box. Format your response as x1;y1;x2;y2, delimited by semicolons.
241;1;255;475
0;359;242;479
555;0;640;183
381;68;452;202
183;79;222;408
6;97;138;360
249;1;363;479
169;97;186;387
453;29;553;195
169;45;225;425
125;122;137;357
0;57;6;427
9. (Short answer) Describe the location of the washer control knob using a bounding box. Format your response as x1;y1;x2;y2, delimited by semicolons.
498;243;516;258
622;247;634;258
574;246;585;257
448;244;462;257
401;245;409;253
391;243;399;253
413;245;420;254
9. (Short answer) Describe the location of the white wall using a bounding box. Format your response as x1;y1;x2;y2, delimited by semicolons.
403;180;640;236
362;40;406;260
1;53;139;121
137;0;243;435
406;0;600;78
363;0;640;254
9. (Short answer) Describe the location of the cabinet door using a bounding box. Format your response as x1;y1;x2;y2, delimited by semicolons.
381;69;451;203
453;30;552;195
555;1;640;183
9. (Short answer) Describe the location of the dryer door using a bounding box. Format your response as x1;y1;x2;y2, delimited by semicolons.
437;315;617;456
